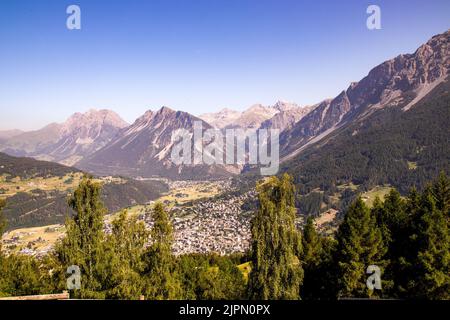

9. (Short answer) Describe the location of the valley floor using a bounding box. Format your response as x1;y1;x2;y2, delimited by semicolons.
2;176;392;257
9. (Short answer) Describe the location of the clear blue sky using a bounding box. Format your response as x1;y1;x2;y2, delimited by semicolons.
0;0;449;130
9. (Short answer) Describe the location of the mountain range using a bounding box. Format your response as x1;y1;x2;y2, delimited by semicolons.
76;106;237;179
0;29;449;185
0;109;128;166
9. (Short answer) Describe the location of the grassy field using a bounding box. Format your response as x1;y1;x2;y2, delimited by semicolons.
158;182;222;206
1;224;65;255
0;173;128;200
337;182;359;191
361;185;393;207
0;172;85;199
1;180;227;253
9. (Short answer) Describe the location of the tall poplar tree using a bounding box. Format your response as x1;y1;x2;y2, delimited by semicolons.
54;176;106;298
103;210;150;299
248;174;303;300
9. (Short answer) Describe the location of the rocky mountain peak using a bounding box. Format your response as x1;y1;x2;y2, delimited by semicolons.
61;109;128;136
272;100;300;112
281;29;449;159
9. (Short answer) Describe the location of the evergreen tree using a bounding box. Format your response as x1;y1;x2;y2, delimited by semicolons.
413;190;450;299
248;174;303;300
301;216;337;299
432;171;450;225
53;176;107;299
302;217;322;267
143;202;181;299
375;190;409;296
197;255;246;300
335;197;386;298
0;254;43;297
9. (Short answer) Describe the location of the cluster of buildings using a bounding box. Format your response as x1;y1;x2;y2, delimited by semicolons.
1;230;61;258
136;191;255;255
2;179;261;257
171;194;253;255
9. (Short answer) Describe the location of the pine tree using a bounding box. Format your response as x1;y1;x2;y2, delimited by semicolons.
301;216;337;300
248;174;303;300
375;190;409;296
1;255;43;297
335;197;386;298
53;176;107;299
432;171;450;226
302;217;322;267
143;202;181;299
413;190;450;299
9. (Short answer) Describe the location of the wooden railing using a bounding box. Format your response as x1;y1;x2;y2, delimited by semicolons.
0;291;70;300
0;292;146;300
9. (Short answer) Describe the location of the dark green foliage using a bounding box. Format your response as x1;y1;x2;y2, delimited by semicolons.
1;175;449;300
0;254;44;297
0;199;5;239
412;188;449;299
2;190;72;230
284;80;450;195
1;197;53;296
143;202;182;299
177;253;246;300
53;176;107;299
335;197;387;298
248;174;303;299
101;179;168;212
297;192;325;216
301;217;337;300
101;210;150;299
374;190;409;296
432;171;450;222
2;179;167;230
0;152;79;179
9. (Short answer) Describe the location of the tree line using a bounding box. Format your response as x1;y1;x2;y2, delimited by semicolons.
0;173;448;299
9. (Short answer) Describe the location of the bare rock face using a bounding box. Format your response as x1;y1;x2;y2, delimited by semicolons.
200;100;309;131
260;102;313;131
280;29;450;159
76;106;236;179
200;104;278;130
45;109;129;165
0;109;128;165
199;108;242;129
227;104;279;129
2;30;448;179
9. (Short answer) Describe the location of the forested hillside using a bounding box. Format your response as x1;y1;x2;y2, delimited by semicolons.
0;152;79;178
1;173;448;300
0;153;168;229
282;78;450;195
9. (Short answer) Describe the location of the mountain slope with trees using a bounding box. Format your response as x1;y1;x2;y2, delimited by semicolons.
282;78;450;195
